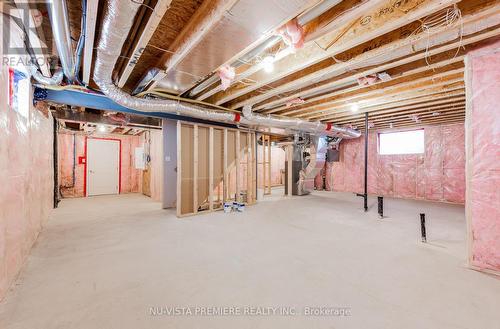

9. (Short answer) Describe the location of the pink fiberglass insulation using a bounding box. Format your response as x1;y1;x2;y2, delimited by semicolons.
321;123;465;204
257;145;286;188
58;133;85;197
0;66;54;300
466;39;500;272
58;132;143;198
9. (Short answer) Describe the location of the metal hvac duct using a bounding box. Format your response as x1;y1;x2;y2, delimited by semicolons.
30;66;64;85
92;0;361;139
242;106;361;138
47;0;75;81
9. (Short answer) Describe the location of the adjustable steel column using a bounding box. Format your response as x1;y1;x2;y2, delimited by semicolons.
363;112;368;212
356;112;369;211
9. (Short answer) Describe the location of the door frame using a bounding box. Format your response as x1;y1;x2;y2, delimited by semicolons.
84;136;122;196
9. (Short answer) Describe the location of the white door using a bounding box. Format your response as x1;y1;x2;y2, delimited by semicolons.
87;139;120;196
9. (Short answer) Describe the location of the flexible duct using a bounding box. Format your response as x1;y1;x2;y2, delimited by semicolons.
29;66;64;85
47;0;75;81
242;106;361;138
94;0;237;124
93;0;361;139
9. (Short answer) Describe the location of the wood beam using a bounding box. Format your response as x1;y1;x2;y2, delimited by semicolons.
117;0;173;88
82;0;99;85
193;125;198;214
209;127;214;211
176;121;182;217
235;130;241;202
223;128;228;202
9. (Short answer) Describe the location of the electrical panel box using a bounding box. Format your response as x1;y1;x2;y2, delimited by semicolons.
326;149;340;162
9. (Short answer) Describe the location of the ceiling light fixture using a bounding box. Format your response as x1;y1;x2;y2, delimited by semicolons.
97;125;107;133
350;103;359;112
262;55;275;73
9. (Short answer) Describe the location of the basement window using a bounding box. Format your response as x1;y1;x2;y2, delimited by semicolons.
378;129;424;155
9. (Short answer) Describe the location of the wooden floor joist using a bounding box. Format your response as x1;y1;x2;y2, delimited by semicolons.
207;0;461;107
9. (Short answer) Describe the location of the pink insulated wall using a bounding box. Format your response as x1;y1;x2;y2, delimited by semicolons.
465;39;500;273
257;145;286;187
0;67;54;300
58;132;143;198
322;123;465;204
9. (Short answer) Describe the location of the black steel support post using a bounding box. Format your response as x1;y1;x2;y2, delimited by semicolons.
363;112;368;212
420;213;427;243
377;196;383;218
53;117;60;209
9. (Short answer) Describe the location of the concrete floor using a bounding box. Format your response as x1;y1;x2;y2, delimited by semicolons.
1;192;499;329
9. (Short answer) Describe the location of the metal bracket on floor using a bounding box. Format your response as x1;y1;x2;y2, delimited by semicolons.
420;213;427;243
378;196;383;218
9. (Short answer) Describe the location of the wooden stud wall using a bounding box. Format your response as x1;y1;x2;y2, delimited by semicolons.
261;135;272;195
177;121;256;217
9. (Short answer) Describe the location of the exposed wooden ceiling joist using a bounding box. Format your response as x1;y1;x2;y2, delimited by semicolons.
318;89;465;121
334;101;466;123
305;82;465;120
117;0;173;88
281;67;464;118
145;0;240;91
60;0;500;131
206;0;462;107
82;0;99;84
221;1;500;110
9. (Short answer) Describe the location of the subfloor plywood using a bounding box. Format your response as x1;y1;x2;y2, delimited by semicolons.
1;193;499;328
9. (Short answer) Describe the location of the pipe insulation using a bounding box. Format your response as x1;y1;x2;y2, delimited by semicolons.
92;0;361;138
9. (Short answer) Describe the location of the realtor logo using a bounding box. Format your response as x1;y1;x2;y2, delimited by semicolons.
1;0;55;68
